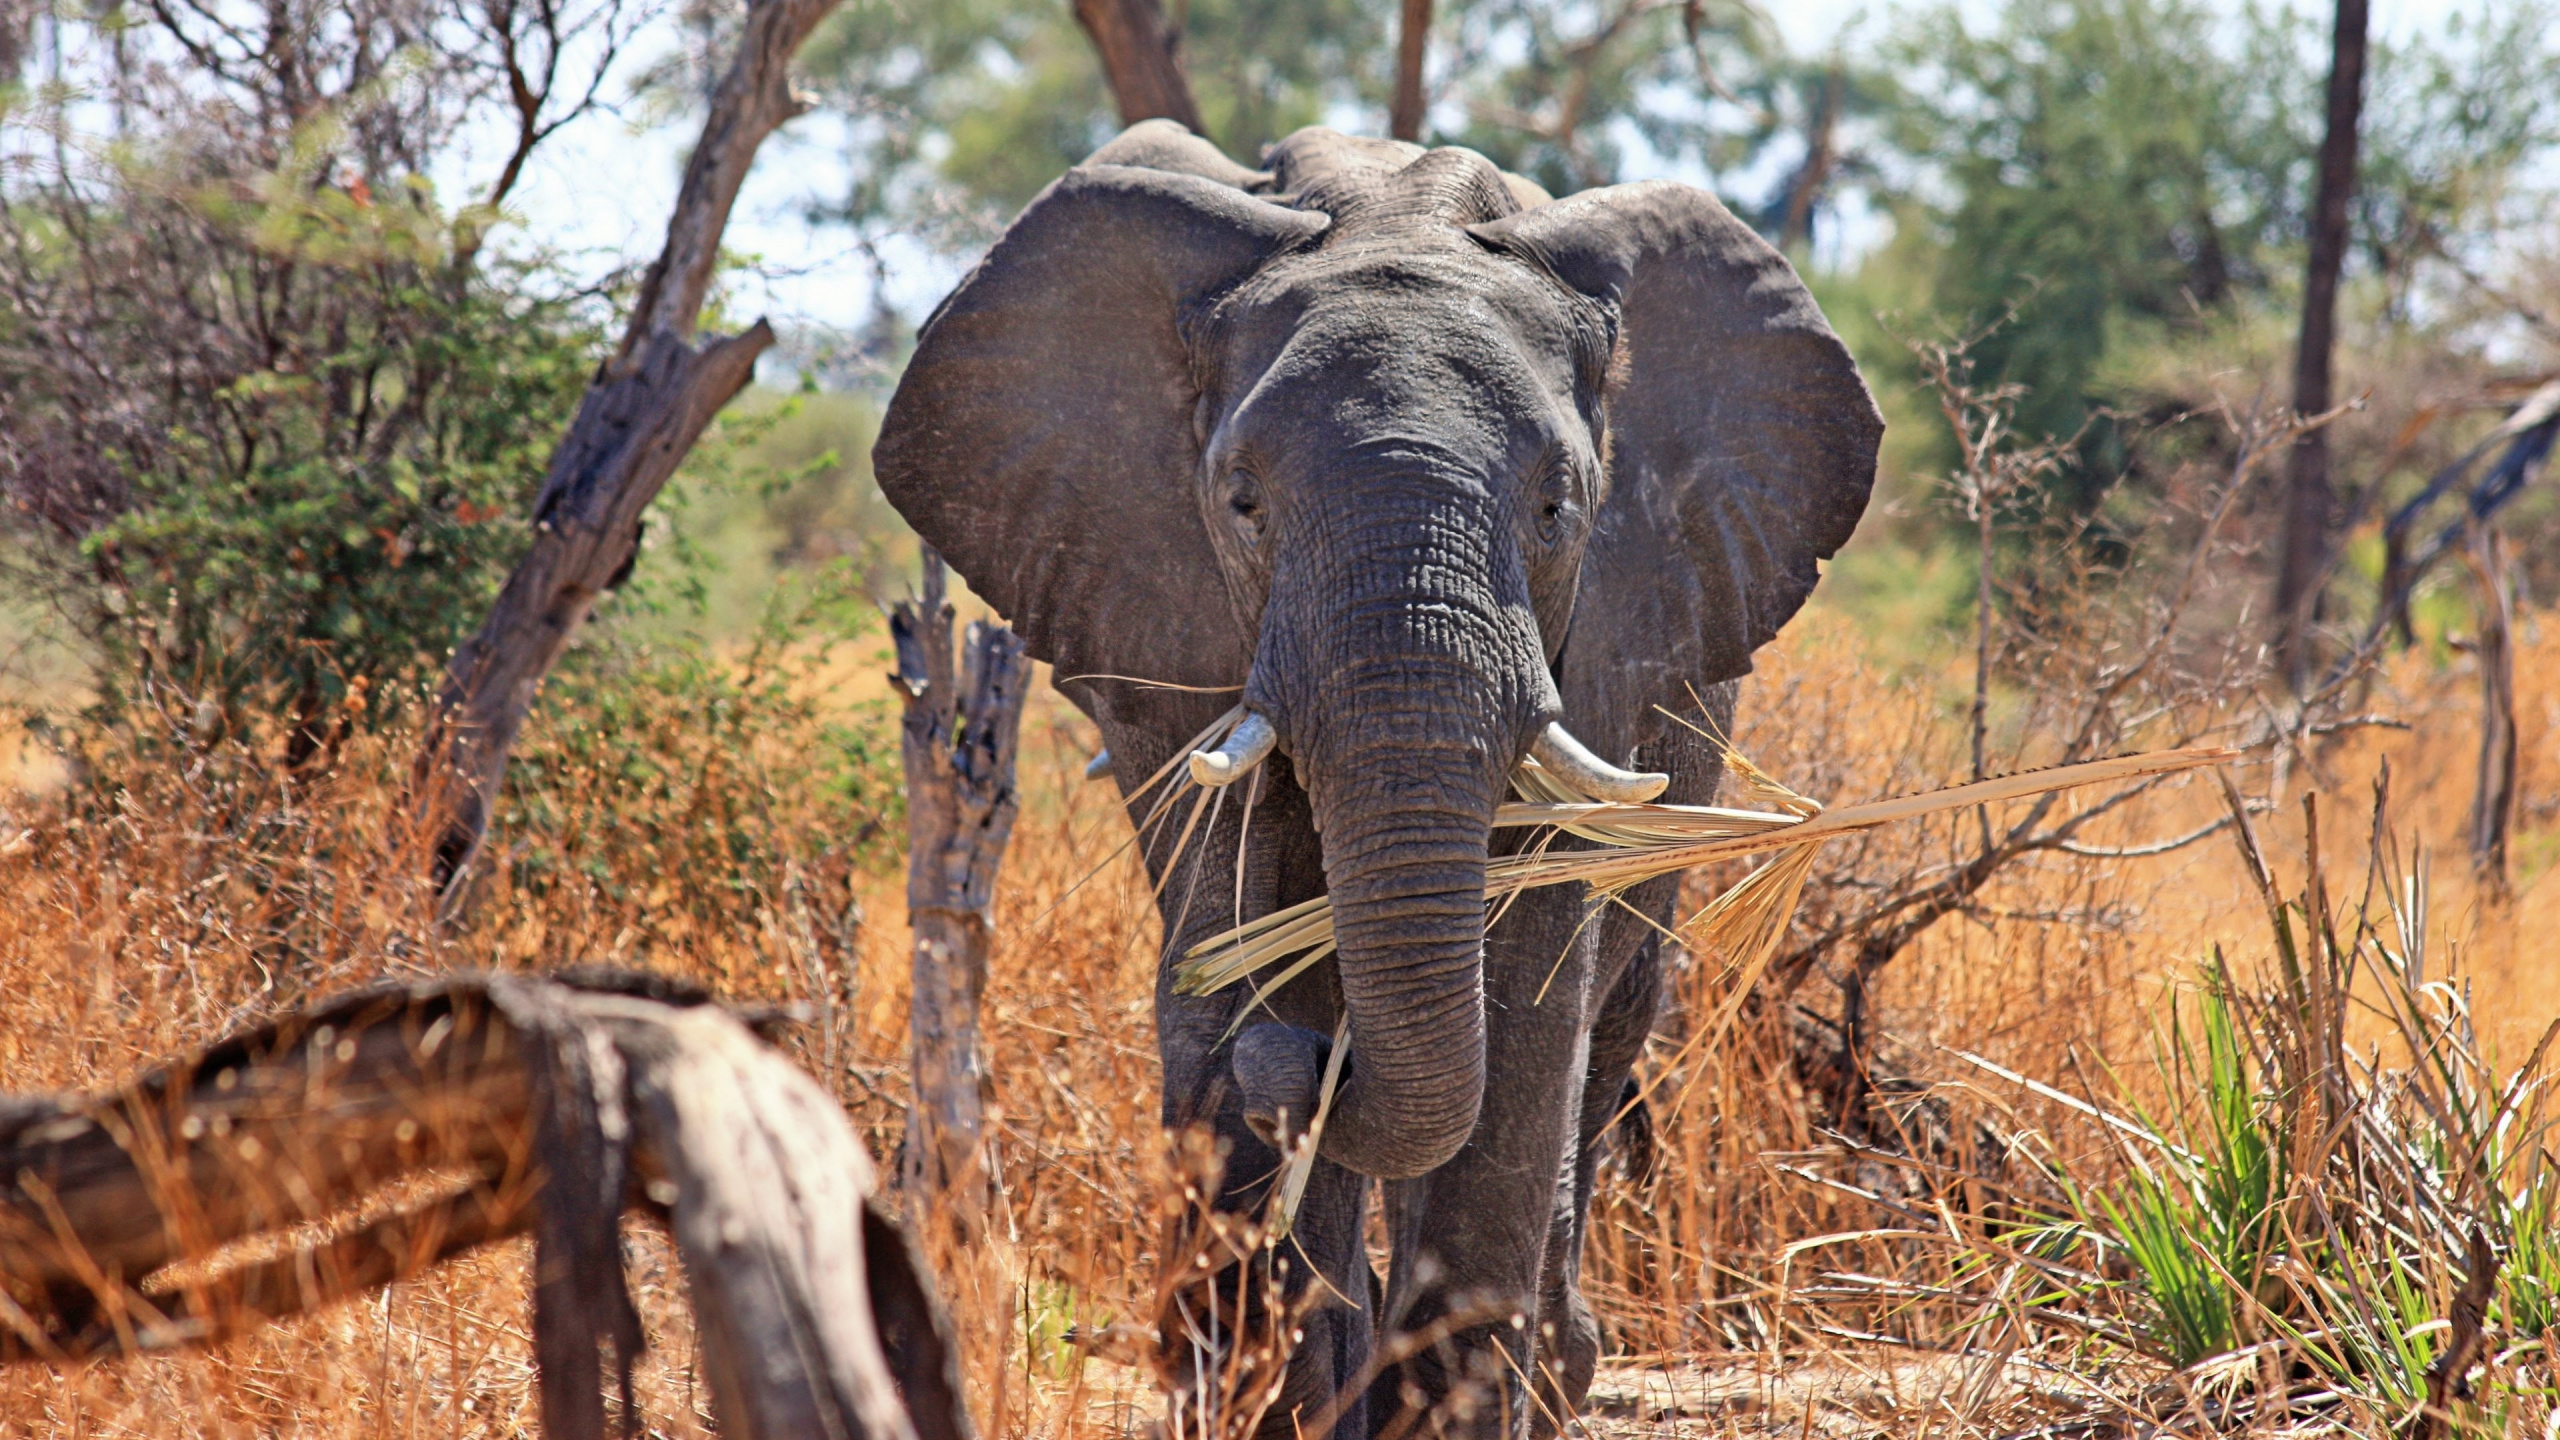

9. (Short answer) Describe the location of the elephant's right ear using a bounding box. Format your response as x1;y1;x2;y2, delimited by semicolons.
874;165;1328;718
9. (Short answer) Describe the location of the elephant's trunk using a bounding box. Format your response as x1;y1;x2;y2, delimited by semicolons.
1242;484;1550;1179
1300;713;1499;1177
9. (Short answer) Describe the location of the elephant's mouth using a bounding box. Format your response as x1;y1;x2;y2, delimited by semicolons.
1189;711;1665;804
1192;705;1663;1179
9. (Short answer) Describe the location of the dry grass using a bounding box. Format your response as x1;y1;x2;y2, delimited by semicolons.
0;601;2552;1437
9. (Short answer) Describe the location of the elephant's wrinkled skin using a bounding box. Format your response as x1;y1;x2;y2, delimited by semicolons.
874;123;1881;1439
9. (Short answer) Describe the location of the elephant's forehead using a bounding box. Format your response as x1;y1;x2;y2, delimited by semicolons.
1263;130;1525;232
1227;240;1589;382
1210;279;1593;476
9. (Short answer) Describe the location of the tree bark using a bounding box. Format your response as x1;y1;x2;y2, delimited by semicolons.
2274;0;2369;691
892;551;1030;1240
1072;0;1204;132
0;973;971;1440
1391;0;1432;141
409;0;842;900
2462;523;2516;893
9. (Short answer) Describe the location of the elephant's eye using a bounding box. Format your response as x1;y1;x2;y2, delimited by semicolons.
1532;469;1574;546
1226;472;1266;545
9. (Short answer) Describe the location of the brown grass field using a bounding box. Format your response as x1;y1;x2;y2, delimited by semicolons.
0;602;2552;1437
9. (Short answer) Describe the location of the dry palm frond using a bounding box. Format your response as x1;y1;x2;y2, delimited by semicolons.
1718;744;1825;819
1508;753;1603;806
1172;736;2243;1301
1175;746;2237;998
1687;841;1821;984
1222;744;2238;1276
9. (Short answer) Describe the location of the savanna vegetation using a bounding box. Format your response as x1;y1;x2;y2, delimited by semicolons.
0;0;2555;1431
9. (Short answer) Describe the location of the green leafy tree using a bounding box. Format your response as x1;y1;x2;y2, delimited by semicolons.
1437;0;1775;198
804;0;1384;237
1;138;609;757
801;0;1786;244
1887;0;2559;451
1888;0;2317;446
1732;54;1905;254
2352;4;2560;314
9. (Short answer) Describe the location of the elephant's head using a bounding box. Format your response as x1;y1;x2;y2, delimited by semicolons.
875;124;1881;1180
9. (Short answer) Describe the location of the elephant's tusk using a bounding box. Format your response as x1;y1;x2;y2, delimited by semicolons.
1084;748;1114;781
1530;721;1669;803
1189;712;1277;787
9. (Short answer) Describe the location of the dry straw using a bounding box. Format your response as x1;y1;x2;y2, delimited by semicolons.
1178;738;2235;1236
1176;743;2240;1001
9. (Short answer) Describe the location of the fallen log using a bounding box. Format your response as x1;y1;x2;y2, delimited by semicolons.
0;971;968;1440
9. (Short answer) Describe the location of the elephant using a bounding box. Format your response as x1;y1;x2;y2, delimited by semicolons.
873;122;1881;1439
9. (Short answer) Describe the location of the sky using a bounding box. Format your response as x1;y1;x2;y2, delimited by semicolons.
472;0;2487;345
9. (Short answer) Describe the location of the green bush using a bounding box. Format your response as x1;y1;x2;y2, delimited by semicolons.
1931;803;2560;1432
485;561;901;979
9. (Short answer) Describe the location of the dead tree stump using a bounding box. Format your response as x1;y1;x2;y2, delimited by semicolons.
0;972;970;1440
891;550;1030;1238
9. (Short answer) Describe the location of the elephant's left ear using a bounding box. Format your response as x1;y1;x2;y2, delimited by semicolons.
874;159;1329;737
1469;182;1881;741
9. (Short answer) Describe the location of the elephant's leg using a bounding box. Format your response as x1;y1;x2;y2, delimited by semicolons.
1268;1159;1376;1438
1531;705;1732;1435
1532;918;1664;1436
1118;736;1373;1440
1367;886;1596;1440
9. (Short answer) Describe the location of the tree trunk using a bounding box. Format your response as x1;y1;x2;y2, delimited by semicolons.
1391;0;1432;141
408;0;842;902
0;0;32;88
1775;66;1844;253
2274;0;2370;691
1072;0;1204;133
893;550;1031;1240
2462;522;2516;893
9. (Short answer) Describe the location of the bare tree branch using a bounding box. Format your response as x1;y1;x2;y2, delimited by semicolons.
409;0;841;901
1391;0;1432;141
1755;329;2382;1139
1072;0;1203;133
